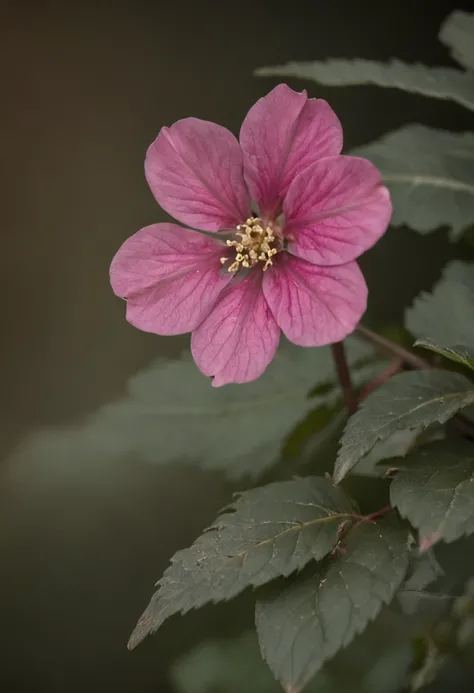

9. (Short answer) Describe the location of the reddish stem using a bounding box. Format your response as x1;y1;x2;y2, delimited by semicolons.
358;357;403;401
356;324;430;371
354;504;393;523
331;342;358;415
356;325;474;438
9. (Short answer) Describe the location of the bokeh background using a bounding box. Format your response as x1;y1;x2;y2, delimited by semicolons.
1;1;473;691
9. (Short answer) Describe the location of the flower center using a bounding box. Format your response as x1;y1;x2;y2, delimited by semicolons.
221;217;279;273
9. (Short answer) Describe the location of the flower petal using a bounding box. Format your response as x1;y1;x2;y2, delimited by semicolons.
239;84;342;218
191;272;280;386
284;156;392;266
110;223;232;335
145;118;250;231
262;253;367;346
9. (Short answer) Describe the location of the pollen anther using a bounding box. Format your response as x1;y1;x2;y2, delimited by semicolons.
222;217;280;274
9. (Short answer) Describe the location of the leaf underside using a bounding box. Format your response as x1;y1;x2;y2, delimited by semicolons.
90;337;374;481
255;59;474;112
415;339;474;371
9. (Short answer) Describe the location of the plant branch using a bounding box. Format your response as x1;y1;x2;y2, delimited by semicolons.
356;325;474;438
356;324;431;370
353;504;393;523
332;342;358;414
358;357;403;400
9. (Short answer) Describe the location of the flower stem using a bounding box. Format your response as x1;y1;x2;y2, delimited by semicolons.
331;342;358;415
356;324;430;371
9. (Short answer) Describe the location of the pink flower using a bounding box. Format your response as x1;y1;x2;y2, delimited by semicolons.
110;84;392;386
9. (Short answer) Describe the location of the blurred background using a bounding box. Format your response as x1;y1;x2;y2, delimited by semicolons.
1;1;473;691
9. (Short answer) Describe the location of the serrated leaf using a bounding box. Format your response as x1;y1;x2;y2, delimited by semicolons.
352;126;474;238
391;439;474;549
436;534;474;596
396;552;447;617
415;339;474;371
129;477;357;649
255;59;474;112
354;428;421;477
397;590;453;624
334;370;474;483
403;552;444;593
439;10;474;71
285;364;391;480
406;261;474;346
83;337;373;481
6;339;376;484
256;518;410;692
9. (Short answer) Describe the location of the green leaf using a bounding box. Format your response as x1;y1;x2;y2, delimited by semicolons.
391;440;474;549
415;339;474;371
256;518;410;692
300;408;348;466
396;552;448;618
353;428;421;477
436;534;474;594
171;632;280;693
84;337;373;481
296;363;392;476
172;621;413;693
439;10;474;71
255;59;474;112
403;552;444;593
352;126;474;238
171;621;412;693
334;369;474;484
128;477;357;649
406;261;474;346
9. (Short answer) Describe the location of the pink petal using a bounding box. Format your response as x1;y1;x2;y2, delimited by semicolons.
145;118;250;231
262;253;367;346
191;272;280;386
284;156;392;266
110;223;232;335
239;84;342;218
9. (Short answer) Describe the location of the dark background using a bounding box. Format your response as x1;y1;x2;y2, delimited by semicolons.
0;1;472;691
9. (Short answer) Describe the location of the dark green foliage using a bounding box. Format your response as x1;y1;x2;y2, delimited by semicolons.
391;440;474;548
129;477;356;648
335;370;474;483
406;262;474;347
256;518;410;691
415;340;474;371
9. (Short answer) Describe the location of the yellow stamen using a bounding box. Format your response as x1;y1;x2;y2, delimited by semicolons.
220;217;280;274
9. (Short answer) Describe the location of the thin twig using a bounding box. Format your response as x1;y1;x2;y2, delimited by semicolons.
356;325;474;438
356;324;430;371
331;342;358;415
449;415;474;440
358;357;403;401
354;504;393;523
